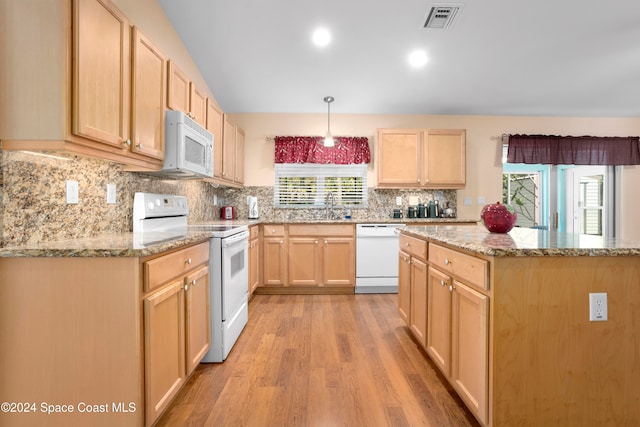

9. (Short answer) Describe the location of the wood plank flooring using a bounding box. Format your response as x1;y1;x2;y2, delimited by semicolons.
157;294;480;427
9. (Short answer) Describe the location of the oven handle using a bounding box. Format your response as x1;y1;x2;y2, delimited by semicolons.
221;230;250;247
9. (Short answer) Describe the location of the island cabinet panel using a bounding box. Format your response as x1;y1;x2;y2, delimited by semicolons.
409;257;428;346
426;266;452;374
0;257;143;427
490;255;640;427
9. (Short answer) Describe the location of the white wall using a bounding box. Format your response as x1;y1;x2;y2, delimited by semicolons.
231;113;640;239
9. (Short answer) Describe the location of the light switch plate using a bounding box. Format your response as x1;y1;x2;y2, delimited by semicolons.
107;183;116;204
66;180;79;204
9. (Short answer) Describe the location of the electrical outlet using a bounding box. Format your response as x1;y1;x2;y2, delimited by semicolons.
477;196;486;205
66;180;79;204
107;183;116;204
589;293;608;321
213;195;218;206
396;196;402;206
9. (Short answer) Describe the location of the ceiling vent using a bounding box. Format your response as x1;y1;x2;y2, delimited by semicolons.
423;4;463;29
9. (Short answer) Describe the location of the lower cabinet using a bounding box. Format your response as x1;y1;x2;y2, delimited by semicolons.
426;243;489;426
409;257;428;347
143;242;210;426
398;250;411;324
248;225;261;297
259;224;355;291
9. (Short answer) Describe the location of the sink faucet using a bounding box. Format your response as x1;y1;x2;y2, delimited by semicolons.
326;191;336;220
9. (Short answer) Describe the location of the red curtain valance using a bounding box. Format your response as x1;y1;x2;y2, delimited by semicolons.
274;136;371;164
506;134;640;165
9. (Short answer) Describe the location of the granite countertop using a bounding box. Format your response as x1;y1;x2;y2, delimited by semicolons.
0;231;213;258
0;218;478;258
403;224;640;257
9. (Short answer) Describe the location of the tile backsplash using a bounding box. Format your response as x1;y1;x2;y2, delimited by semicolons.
0;150;457;246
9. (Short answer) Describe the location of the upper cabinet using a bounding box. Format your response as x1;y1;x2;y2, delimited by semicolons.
206;99;224;180
203;113;244;188
73;0;130;149
167;61;207;127
376;128;466;189
130;27;167;160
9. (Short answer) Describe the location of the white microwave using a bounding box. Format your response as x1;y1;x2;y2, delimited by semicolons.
161;110;214;178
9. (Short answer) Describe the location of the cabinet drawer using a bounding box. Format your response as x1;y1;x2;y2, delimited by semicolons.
249;225;260;239
144;242;210;292
429;243;488;290
288;224;354;237
399;234;427;261
263;224;285;237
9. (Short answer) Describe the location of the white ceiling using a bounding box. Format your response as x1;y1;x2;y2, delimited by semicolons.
157;0;640;117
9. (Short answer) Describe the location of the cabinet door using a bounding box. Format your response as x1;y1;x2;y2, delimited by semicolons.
426;266;452;375
423;129;466;188
222;115;236;181
144;280;186;425
73;0;130;148
234;126;245;184
248;237;260;296
409;257;428;347
376;129;421;186
167;61;190;113
289;237;322;285
451;280;489;425
398;250;411;325
185;265;210;375
323;237;355;286
263;237;287;286
206;100;224;179
131;27;166;160
189;82;207;127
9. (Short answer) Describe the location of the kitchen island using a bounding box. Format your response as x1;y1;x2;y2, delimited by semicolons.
400;224;640;427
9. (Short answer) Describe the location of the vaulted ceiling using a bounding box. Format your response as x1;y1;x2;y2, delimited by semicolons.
158;0;640;117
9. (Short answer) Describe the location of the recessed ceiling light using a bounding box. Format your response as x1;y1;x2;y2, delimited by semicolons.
408;50;428;67
312;28;331;47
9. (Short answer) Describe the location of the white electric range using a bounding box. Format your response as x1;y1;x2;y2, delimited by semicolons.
133;193;249;362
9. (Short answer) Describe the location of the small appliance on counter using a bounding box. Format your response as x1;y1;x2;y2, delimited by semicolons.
247;196;259;219
221;206;236;220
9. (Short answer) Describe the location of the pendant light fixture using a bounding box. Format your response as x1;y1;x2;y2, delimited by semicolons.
323;96;335;147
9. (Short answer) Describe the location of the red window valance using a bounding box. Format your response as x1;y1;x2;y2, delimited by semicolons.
506;134;640;165
274;136;371;164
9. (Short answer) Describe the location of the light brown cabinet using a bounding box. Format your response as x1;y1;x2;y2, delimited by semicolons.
259;224;355;292
167;60;207;127
262;225;287;286
206;100;224;180
248;225;261;298
397;233;428;346
426;243;489;426
143;242;210;426
376;128;466;189
0;0;166;170
131;26;167;160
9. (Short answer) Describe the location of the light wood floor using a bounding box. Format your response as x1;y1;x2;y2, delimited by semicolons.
157;294;479;427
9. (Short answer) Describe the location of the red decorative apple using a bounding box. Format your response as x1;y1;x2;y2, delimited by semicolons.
480;202;517;233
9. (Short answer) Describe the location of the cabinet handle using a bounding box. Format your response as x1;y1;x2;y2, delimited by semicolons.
440;280;446;287
191;279;197;286
417;178;421;183
279;240;283;245
123;139;131;147
315;240;318;244
444;258;452;265
184;283;189;292
136;143;143;149
185;258;192;265
449;284;455;292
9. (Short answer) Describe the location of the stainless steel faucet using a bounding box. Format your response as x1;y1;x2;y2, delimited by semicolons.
326;191;336;220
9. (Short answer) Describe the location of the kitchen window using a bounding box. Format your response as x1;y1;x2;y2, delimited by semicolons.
274;164;368;208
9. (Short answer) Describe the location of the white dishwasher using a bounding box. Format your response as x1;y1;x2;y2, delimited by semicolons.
355;223;405;293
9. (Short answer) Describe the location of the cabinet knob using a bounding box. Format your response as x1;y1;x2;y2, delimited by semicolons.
279;240;283;245
136;143;143;149
440;280;446;287
417;178;421;183
184;284;189;292
449;284;455;292
315;240;318;244
185;258;192;265
124;139;131;147
191;279;197;286
444;258;451;265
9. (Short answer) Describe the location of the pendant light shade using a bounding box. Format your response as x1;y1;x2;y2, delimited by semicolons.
323;96;334;147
